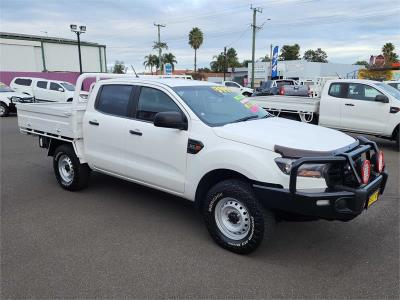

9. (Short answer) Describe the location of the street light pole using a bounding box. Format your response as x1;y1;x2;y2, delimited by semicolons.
250;6;262;89
70;24;86;74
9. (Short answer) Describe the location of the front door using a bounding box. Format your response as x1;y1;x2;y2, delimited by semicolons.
125;85;188;194
341;83;388;134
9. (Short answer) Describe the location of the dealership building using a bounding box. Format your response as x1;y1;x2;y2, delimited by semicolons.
0;32;107;73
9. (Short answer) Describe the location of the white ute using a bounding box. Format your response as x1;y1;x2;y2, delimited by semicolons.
17;74;388;254
252;79;400;151
0;82;35;117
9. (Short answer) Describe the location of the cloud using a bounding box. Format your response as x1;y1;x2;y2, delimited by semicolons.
1;0;399;71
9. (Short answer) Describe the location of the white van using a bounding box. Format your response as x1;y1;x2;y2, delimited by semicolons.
10;77;75;102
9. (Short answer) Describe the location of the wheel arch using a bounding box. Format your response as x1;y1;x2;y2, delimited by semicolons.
47;139;73;157
194;168;250;210
392;123;399;140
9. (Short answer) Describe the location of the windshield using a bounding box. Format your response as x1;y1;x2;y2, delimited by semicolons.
173;85;268;126
376;83;400;101
61;82;75;91
0;83;14;92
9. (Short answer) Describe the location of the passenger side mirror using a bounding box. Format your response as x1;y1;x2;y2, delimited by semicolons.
154;111;188;130
375;94;389;103
58;88;64;92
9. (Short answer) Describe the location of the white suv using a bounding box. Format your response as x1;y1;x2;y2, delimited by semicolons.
10;77;75;102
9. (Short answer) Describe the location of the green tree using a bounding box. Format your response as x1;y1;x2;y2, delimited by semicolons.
112;60;125;74
354;60;369;68
188;27;204;72
226;47;241;68
153;42;168;71
162;53;178;71
279;44;300;60
240;59;252;67
210;53;225;72
303;48;328;63
143;54;159;74
382;43;399;64
259;55;270;62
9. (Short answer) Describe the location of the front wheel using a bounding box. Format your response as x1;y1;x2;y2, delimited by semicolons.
396;130;400;152
53;144;91;191
0;103;9;117
202;179;275;254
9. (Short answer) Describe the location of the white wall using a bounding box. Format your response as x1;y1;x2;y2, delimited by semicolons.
43;42;102;72
0;37;106;72
0;38;43;71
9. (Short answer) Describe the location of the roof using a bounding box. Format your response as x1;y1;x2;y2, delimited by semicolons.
0;32;106;47
103;78;219;88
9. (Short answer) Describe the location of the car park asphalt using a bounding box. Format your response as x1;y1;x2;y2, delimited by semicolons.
1;116;399;299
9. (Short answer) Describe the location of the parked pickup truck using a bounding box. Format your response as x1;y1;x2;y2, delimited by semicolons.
10;77;75;102
17;73;388;254
252;79;299;96
252;79;400;151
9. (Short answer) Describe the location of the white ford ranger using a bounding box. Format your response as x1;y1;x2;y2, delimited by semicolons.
17;74;388;254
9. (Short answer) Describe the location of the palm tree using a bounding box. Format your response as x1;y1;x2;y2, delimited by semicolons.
153;42;168;72
188;27;203;72
143;54;159;75
162;53;178;71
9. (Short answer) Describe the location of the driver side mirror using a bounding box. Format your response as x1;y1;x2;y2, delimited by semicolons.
375;94;389;103
154;111;188;130
58;88;64;92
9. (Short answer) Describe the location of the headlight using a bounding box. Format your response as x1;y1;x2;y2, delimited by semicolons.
10;96;21;103
274;157;328;178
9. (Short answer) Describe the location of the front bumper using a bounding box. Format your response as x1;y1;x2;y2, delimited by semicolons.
254;137;388;221
253;172;387;221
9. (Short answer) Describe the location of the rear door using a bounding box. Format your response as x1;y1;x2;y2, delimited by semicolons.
34;80;49;101
340;83;388;134
124;85;188;193
318;82;346;129
83;84;135;175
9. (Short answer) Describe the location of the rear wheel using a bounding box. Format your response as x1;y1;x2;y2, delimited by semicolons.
0;103;9;117
202;179;275;254
396;130;400;152
53;144;91;191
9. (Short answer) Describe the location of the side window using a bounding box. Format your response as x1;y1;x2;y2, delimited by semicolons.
328;83;345;98
50;82;62;91
14;78;32;86
347;83;383;101
136;87;181;122
37;81;47;89
96;85;133;117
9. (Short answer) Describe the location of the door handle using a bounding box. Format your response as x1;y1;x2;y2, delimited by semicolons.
345;103;355;107
129;129;142;136
89;120;99;126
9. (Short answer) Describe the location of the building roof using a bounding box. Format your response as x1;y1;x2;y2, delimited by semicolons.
0;32;106;47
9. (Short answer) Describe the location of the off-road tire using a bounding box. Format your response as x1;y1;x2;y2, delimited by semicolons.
202;179;275;254
396;130;400;152
53;144;91;191
0;102;9;117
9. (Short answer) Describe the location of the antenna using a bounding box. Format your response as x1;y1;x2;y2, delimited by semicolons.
131;65;139;78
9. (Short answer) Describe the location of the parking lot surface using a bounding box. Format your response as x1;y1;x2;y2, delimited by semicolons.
1;116;399;299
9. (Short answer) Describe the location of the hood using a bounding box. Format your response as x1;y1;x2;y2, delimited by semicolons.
213;117;356;153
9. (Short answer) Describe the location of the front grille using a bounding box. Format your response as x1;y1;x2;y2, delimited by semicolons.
324;140;380;188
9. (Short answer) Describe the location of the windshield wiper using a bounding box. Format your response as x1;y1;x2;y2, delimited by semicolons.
231;115;260;123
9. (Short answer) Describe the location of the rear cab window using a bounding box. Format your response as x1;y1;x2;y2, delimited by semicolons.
14;78;32;86
328;82;347;98
95;85;134;117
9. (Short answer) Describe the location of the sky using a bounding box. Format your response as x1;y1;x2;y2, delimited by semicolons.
1;0;399;72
